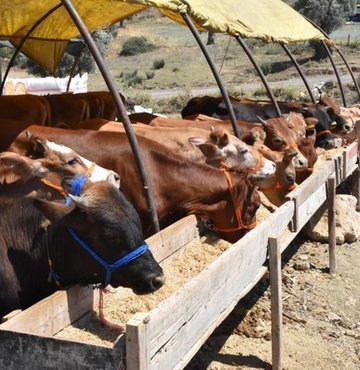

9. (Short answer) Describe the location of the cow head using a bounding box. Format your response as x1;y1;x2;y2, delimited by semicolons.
193;169;261;243
188;127;276;180
0;134;120;188
318;96;351;133
257;116;308;169
34;181;164;293
300;106;336;149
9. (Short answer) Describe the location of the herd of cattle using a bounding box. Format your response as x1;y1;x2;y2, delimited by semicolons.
0;90;359;320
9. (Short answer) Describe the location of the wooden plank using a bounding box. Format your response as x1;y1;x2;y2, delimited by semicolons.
0;330;121;370
146;215;199;264
0;285;98;336
176;266;268;370
269;238;283;370
268;201;294;238
327;177;337;274
296;183;327;230
343;141;358;177
145;219;271;370
126;313;150;370
288;160;335;207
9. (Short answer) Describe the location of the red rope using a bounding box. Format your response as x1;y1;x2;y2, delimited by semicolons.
97;288;125;333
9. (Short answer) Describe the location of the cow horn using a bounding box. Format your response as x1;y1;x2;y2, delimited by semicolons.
257;116;268;127
286;112;293;123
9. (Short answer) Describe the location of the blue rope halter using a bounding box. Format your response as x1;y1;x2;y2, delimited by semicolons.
65;174;88;206
67;227;149;288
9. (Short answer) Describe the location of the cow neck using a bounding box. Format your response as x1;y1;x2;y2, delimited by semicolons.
211;162;257;233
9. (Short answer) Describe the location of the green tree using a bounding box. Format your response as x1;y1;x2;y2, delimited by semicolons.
294;0;356;59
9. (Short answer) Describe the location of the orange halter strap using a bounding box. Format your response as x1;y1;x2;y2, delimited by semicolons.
260;175;297;192
211;163;257;233
40;162;96;197
249;154;263;174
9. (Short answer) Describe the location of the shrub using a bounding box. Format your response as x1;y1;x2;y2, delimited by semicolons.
145;71;155;79
260;61;272;76
152;58;165;70
120;36;156;56
172;67;179;72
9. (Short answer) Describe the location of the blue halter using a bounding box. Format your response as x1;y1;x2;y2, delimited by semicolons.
65;174;88;206
67;227;149;288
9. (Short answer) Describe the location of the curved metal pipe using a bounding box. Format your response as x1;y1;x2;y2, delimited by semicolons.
181;12;241;139
0;4;62;95
321;41;347;107
61;0;160;234
332;45;360;102
66;42;85;92
280;43;316;103
235;36;282;117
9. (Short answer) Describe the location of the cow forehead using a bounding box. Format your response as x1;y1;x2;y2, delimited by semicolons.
47;141;74;155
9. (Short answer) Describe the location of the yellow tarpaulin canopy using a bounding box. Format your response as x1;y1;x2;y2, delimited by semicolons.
0;0;331;74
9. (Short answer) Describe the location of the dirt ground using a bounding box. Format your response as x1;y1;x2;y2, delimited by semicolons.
186;237;360;370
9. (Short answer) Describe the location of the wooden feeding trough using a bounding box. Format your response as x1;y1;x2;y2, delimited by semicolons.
0;142;358;370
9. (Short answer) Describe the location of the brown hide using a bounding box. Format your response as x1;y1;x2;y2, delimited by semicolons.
44;93;90;129
0;95;51;125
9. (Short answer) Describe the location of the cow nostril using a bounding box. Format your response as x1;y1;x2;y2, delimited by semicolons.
286;174;295;183
151;274;165;291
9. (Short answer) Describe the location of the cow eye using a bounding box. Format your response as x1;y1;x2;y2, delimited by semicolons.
240;148;249;154
272;138;283;145
67;158;79;166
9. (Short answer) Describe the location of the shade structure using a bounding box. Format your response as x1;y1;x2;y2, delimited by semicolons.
0;0;332;74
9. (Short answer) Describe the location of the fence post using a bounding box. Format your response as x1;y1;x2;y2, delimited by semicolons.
326;176;337;274
268;237;283;370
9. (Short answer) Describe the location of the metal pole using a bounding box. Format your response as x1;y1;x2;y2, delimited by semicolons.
0;4;62;95
326;176;337;274
280;43;316;103
301;16;350;106
235;36;282;117
66;42;85;92
181;12;241;139
61;0;160;234
322;41;347;107
332;45;360;101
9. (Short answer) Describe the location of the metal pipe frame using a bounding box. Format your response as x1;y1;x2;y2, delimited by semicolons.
333;45;360;101
322;41;347;107
66;42;85;92
302;16;355;105
61;0;160;233
181;12;241;139
280;43;316;103
235;36;282;117
0;4;62;96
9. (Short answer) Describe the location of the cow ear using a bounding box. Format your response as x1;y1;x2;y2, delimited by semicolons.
189;137;207;146
33;198;72;222
32;137;48;155
220;132;229;145
0;152;48;181
197;143;222;160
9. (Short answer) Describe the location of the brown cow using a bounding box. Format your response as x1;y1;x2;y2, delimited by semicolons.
44;93;90;129
9;126;262;243
0;95;51;124
78;120;276;179
128;113;308;169
181;96;343;149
